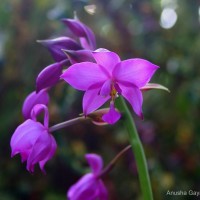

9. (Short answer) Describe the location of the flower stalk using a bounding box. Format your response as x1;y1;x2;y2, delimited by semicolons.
118;97;153;200
49;116;87;132
97;145;132;179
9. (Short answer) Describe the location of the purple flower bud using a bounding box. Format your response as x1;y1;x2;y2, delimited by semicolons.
36;60;69;92
11;104;57;173
22;89;49;120
38;37;82;62
62;19;96;50
63;49;95;64
67;154;108;200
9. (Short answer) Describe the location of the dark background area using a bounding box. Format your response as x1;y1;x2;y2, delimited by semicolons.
1;0;200;199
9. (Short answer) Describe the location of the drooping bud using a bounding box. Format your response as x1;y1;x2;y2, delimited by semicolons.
11;104;57;173
62;19;96;50
67;154;108;200
36;60;68;92
37;37;82;62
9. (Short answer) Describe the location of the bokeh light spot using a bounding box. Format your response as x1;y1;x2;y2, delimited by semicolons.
160;8;177;29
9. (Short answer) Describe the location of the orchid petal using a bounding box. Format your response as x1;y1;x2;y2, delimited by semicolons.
10;120;44;157
39;134;57;173
99;79;111;97
62;19;96;50
31;104;49;128
98;180;109;200
83;86;110;115
113;59;159;88
102;103;121;124
26;131;53;173
22;90;49;120
114;82;122;94
67;174;108;200
63;49;95;64
140;83;170;92
119;84;144;119
61;62;108;91
36;62;65;92
38;37;81;62
20;150;31;162
85;154;103;175
67;173;97;200
92;50;121;75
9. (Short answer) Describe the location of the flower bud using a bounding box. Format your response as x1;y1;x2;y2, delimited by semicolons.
11;104;57;173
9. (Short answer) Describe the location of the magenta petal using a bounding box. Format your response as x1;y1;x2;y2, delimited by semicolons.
62;19;96;50
10;119;44;157
31;104;49;128
39;134;57;173
67;174;108;200
83;86;110;115
38;37;82;62
102;103;121;124
67;174;97;200
20;150;31;162
113;59;159;88
26;131;55;173
22;90;49;120
36;62;64;92
119;84;143;119
63;49;95;64
98;180;109;200
99;79;111;97
61;62;108;91
92;50;120;75
85;154;103;175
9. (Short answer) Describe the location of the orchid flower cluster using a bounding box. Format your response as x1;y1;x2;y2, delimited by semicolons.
10;17;168;200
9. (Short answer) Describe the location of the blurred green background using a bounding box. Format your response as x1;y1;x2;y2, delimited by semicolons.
1;0;200;199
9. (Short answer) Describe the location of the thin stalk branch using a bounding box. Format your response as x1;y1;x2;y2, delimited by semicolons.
49;116;87;132
97;145;132;178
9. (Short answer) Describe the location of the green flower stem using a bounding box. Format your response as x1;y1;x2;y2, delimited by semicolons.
118;97;153;200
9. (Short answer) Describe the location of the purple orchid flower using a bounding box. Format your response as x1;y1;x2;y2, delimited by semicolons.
11;104;57;173
67;154;108;200
22;89;49;120
61;49;159;124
